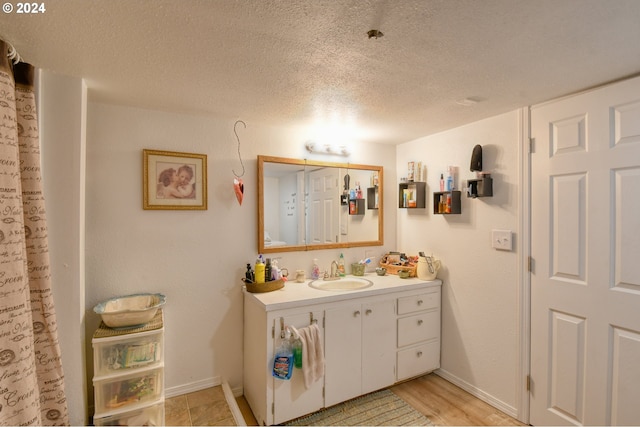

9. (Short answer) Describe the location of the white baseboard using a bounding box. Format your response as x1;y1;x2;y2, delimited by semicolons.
223;380;246;426
165;376;221;398
435;369;518;419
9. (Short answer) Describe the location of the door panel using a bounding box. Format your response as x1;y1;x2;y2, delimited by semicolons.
361;300;396;394
324;303;362;406
273;311;324;424
530;76;640;425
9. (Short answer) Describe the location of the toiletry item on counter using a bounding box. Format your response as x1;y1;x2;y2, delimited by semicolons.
272;329;293;380
271;259;281;281
295;270;306;283
338;253;346;277
265;258;272;282
255;255;266;284
245;263;254;283
311;259;320;280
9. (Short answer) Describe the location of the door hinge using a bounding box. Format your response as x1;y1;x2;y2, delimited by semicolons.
272;402;274;414
527;256;534;273
322;386;325;398
272;325;275;339
529;137;535;153
526;375;531;391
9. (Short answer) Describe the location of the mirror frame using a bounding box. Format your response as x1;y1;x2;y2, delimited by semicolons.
258;155;384;253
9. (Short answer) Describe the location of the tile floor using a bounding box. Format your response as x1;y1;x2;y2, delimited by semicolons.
165;386;237;426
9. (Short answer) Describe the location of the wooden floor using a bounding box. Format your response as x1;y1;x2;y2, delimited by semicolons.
168;373;525;426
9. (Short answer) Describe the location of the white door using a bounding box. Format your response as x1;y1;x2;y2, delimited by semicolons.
324;302;362;406
361;300;396;394
530;76;640;425
273;311;324;424
307;168;340;244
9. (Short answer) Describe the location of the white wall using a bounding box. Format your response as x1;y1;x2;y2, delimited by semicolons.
38;70;88;426
396;110;522;416
85;102;398;401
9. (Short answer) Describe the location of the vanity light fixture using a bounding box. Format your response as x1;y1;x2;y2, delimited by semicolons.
305;140;351;157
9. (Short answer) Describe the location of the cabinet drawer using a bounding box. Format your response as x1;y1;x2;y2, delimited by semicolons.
397;311;439;347
397;292;439;315
93;401;164;426
397;341;440;381
94;367;164;414
93;330;163;376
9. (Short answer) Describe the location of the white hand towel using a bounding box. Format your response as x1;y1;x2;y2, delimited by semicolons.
289;324;324;389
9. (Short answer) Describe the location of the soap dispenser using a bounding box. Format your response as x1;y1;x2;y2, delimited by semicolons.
311;259;320;280
255;255;266;284
338;253;346;277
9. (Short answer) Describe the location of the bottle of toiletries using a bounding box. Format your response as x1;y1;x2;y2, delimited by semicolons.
440;173;445;191
446;166;454;191
265;258;272;282
338;253;346;277
446;193;452;213
272;329;293;380
292;337;303;369
255;255;266;284
272;259;281;281
245;263;254;283
311;259;320;280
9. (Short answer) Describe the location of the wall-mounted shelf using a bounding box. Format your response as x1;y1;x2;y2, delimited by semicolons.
349;198;365;215
367;187;379;209
433;191;461;214
399;182;425;208
467;175;493;198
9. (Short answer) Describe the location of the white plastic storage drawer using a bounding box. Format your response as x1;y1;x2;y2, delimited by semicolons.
396;341;440;381
93;401;164;426
397;292;439;315
93;330;163;376
94;366;164;414
397;311;440;347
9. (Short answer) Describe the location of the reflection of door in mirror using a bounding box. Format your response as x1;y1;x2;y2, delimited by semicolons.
307;167;340;244
263;164;305;248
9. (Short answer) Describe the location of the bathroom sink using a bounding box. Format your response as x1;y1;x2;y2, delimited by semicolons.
308;278;373;291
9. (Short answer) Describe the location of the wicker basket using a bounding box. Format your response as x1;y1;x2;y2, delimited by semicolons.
244;279;285;293
378;261;417;277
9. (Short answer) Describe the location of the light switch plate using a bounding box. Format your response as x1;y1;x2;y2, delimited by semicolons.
492;229;513;251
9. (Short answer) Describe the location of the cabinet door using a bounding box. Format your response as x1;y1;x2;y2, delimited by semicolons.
324;303;362;406
362;300;396;394
273;310;324;425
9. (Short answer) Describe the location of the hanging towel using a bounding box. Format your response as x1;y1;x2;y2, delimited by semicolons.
289;324;324;389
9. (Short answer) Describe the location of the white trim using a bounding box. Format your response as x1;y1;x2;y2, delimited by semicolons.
516;107;531;424
164;376;220;398
223;380;247;426
435;369;518;418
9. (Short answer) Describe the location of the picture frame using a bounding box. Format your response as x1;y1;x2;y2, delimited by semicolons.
143;149;207;210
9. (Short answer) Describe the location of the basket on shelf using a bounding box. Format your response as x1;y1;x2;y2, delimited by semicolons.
378;260;417;277
244;279;285;293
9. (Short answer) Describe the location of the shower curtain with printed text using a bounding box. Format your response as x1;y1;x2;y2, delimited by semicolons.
0;40;69;425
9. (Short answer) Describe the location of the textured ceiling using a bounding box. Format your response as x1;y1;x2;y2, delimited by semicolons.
2;0;640;144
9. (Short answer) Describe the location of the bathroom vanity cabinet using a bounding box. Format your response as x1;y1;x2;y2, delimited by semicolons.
243;277;441;426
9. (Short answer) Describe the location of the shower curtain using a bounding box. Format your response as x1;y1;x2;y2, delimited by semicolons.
0;40;69;425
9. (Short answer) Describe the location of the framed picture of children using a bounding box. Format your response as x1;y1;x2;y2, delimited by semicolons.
143;149;207;210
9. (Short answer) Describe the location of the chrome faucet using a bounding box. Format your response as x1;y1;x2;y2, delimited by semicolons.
323;260;340;280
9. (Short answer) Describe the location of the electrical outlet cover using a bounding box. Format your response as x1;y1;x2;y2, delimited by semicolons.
492;229;512;250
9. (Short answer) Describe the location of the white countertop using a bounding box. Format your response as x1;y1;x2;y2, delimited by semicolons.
244;273;442;311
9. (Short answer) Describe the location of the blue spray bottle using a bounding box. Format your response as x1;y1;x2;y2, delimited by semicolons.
272;328;294;380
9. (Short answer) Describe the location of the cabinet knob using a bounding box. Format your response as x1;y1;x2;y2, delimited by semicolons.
417;351;423;357
354;310;360;317
365;309;372;315
417;300;423;305
417;319;423;326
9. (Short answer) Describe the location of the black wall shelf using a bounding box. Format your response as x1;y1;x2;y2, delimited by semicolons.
399;182;426;208
433;191;461;214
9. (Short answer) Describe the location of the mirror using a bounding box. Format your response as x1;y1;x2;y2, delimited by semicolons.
258;155;383;253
